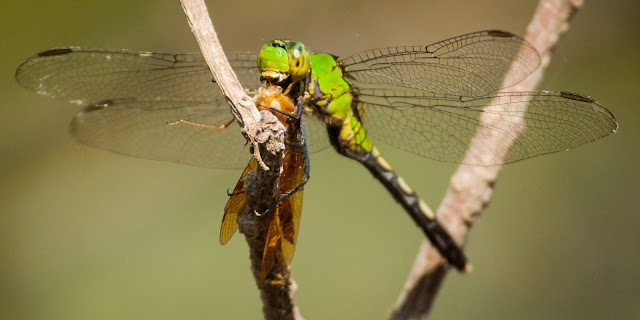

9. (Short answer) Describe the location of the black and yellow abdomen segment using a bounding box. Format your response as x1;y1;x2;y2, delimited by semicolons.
327;122;468;271
365;148;468;271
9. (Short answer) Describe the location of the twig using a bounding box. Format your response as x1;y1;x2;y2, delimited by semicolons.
389;0;584;319
180;0;271;170
179;1;300;319
237;113;303;320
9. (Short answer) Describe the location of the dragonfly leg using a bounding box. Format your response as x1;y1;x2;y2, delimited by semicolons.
290;72;311;121
259;72;309;121
284;140;305;148
227;188;243;196
256;123;310;217
257;103;296;118
167;118;234;129
255;171;309;217
280;71;309;116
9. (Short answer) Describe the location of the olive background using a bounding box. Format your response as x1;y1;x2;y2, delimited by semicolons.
1;0;638;319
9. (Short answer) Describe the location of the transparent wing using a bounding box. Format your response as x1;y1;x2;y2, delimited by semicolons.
15;47;331;163
70;99;250;169
302;115;331;153
15;48;258;168
357;89;618;165
342;30;540;97
15;47;261;104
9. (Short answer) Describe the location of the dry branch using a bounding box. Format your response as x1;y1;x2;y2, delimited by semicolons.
179;1;301;319
389;0;585;319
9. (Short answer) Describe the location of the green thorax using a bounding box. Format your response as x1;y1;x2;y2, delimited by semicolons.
257;40;372;152
307;54;351;116
308;53;372;152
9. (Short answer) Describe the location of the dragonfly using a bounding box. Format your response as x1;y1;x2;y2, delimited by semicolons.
15;30;618;273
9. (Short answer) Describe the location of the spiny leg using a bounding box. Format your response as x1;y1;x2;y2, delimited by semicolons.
258;75;309;122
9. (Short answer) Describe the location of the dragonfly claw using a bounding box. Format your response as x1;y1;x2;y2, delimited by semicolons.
255;208;270;217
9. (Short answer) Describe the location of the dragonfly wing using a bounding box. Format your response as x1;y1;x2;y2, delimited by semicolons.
357;89;617;165
258;127;308;285
15;48;261;104
277;142;306;265
259;211;281;286
342;30;540;97
16;48;262;169
279;186;303;265
259;189;304;285
70;99;250;169
219;209;239;246
302;114;331;153
220;157;258;244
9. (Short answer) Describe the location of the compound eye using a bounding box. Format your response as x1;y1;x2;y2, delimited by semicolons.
287;42;309;82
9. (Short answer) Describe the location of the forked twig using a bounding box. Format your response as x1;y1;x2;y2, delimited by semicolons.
179;1;301;319
389;0;585;319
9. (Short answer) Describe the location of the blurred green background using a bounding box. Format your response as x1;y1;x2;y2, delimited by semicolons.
1;0;638;319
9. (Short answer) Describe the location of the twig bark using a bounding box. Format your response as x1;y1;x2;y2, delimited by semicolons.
179;1;300;319
389;0;584;319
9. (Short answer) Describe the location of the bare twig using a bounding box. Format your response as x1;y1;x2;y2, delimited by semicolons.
180;0;271;169
179;1;300;319
389;0;584;319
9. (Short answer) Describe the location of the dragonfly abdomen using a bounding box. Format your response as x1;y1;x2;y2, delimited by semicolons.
366;150;468;271
328;118;468;270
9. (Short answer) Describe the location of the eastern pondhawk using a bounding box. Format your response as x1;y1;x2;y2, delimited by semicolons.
15;30;617;272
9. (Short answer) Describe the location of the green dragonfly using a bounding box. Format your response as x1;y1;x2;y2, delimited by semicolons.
16;30;617;272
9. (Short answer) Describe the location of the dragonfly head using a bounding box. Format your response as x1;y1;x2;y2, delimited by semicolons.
258;40;310;87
